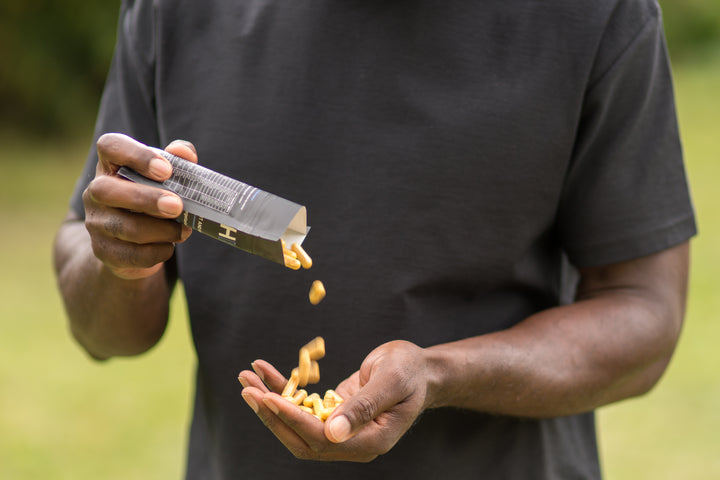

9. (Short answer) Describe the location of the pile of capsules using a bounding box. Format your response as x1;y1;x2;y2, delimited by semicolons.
280;336;343;421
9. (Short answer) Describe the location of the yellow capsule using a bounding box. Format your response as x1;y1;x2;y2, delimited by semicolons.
298;347;311;387
281;368;299;397
318;406;333;421
291;389;308;406
329;390;344;405
323;389;341;408
299;405;314;414
308;360;320;384
303;336;325;361
303;392;320;408
308;280;326;305
291;243;313;269
283;248;298;259
312;395;324;417
284;255;301;270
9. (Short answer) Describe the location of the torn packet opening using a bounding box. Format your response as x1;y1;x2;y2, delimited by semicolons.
118;147;309;266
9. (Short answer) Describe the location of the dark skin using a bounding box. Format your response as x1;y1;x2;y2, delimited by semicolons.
54;133;690;461
54;133;195;359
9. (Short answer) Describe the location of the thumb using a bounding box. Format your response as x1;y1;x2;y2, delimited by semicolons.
324;380;394;444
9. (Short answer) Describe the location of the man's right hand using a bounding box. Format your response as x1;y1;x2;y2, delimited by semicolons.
82;133;197;280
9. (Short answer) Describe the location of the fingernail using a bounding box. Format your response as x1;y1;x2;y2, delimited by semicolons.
168;139;197;155
149;157;172;179
179;225;192;242
327;415;352;443
242;393;259;413
250;362;265;382
262;397;280;415
158;195;182;216
237;374;249;388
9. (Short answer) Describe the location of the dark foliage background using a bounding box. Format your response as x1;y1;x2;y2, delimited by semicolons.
1;0;718;138
0;1;121;137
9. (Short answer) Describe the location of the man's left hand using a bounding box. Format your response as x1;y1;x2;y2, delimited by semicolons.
238;340;432;462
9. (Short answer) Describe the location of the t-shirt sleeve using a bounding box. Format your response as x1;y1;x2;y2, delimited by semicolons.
69;0;160;218
557;2;696;267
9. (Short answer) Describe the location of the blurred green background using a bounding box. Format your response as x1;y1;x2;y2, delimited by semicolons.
1;1;718;478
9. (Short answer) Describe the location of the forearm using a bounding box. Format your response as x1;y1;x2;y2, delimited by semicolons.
425;285;684;417
422;244;689;418
53;219;172;360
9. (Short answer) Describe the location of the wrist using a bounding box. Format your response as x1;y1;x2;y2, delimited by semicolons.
421;345;456;410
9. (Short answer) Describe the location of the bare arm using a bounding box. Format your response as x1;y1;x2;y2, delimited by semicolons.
53;134;197;360
425;241;689;417
239;241;690;461
53;212;176;359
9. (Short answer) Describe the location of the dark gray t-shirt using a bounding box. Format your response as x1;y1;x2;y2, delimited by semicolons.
70;0;696;478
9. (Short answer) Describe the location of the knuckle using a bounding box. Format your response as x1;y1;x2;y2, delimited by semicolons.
84;181;100;203
88;235;109;262
97;133;122;157
350;395;380;425
103;217;124;238
85;176;112;204
81;186;91;205
84;209;105;236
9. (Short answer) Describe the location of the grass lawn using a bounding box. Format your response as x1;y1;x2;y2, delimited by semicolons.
0;141;195;479
1;51;718;479
597;48;720;479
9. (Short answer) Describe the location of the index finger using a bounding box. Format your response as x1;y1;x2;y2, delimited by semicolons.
85;174;184;219
97;133;172;181
250;359;290;393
